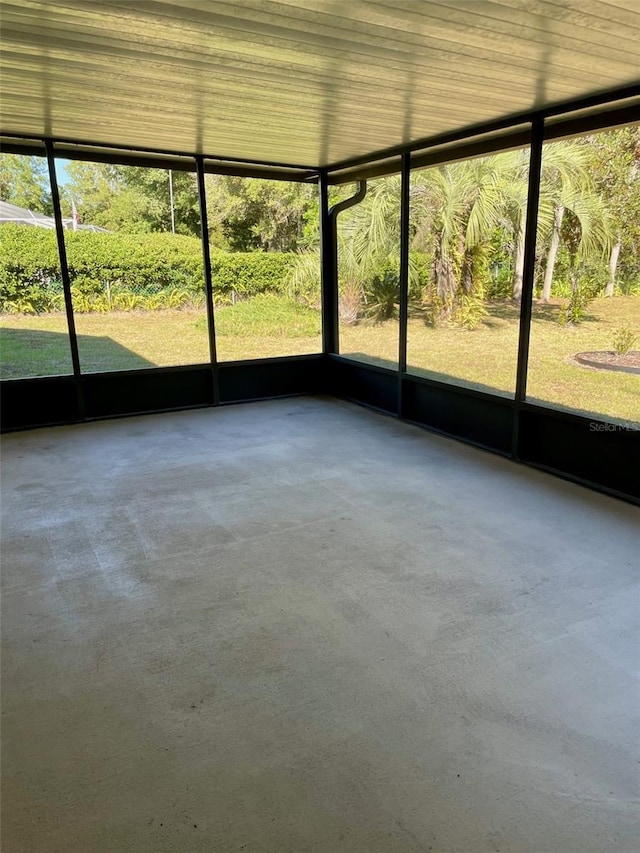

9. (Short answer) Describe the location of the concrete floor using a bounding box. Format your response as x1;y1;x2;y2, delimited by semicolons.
1;396;638;853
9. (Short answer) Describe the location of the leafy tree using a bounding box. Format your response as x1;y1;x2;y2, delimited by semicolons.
59;160;119;226
538;141;612;302
581;127;640;295
61;162;319;249
60;161;200;235
10;156;318;252
117;167;200;235
204;175;317;252
0;154;52;213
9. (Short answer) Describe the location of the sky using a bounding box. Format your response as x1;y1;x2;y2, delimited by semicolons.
55;159;71;186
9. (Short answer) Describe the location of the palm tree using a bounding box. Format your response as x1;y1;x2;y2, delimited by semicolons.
286;220;375;324
401;158;509;320
537;141;612;302
288;144;612;325
456;148;530;300
293;159;523;325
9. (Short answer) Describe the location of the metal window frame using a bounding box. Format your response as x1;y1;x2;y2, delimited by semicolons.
44;139;84;418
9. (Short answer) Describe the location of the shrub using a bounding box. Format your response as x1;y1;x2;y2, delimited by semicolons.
338;280;362;325
286;249;429;322
408;251;431;300
285;250;321;308
0;225;62;312
557;274;602;326
453;294;488;330
208;250;295;299
64;231;204;296
615;278;640;296
362;263;398;323
558;292;588;326
612;326;638;355
485;265;515;300
0;224;297;313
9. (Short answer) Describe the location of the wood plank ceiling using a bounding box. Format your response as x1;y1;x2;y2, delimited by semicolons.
1;0;639;167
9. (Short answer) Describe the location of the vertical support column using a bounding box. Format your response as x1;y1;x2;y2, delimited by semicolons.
319;170;338;355
512;118;544;458
398;151;411;418
195;156;219;405
45;140;85;419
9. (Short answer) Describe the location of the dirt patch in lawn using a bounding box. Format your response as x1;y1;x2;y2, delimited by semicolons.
574;351;640;375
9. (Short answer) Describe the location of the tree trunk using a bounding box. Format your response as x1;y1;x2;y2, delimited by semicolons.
542;204;564;302
512;219;526;300
570;265;578;297
460;248;474;294
434;254;457;305
432;237;457;307
605;240;621;297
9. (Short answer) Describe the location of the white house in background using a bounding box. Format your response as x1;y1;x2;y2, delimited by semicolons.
0;200;107;231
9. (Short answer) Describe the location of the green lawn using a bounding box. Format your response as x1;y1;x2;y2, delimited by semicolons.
0;302;323;376
341;297;639;425
1;296;638;425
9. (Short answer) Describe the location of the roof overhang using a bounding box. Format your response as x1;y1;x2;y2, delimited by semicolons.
1;1;639;170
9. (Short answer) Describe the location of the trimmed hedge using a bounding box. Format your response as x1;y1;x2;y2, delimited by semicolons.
208;251;296;297
0;225;61;313
0;224;297;313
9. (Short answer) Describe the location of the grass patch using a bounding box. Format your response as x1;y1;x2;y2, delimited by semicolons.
0;319;76;378
208;295;321;338
0;299;322;377
1;295;638;424
339;296;640;424
526;297;640;425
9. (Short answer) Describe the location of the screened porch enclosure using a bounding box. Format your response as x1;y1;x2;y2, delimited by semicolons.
2;6;640;853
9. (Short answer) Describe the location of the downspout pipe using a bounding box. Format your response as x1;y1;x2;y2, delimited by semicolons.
321;180;367;354
329;180;367;219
